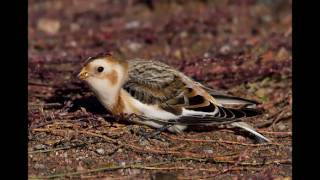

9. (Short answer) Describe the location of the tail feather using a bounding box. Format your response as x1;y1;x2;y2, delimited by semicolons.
176;106;263;125
217;106;263;120
214;95;260;106
232;107;263;117
231;122;270;143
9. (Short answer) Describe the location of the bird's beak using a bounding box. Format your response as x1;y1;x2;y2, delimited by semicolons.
78;69;89;80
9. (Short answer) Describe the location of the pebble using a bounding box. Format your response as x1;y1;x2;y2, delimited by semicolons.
127;42;143;52
173;49;182;59
117;148;123;153
236;136;246;142
34;163;45;170
203;52;210;58
125;21;140;29
277;122;287;131
146;155;153;160
231;40;240;46
179;31;188;38
219;45;231;55
119;161;126;166
128;168;141;175
203;149;213;154
76;164;85;171
69;41;77;47
151;172;178;180
276;47;290;61
70;23;80;32
34;144;45;150
37;18;60;35
96;148;105;155
262;15;272;22
138;139;149;146
63;152;68;158
76;156;85;161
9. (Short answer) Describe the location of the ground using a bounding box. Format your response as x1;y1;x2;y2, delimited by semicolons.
28;0;292;179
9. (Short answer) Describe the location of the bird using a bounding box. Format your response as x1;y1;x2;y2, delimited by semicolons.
78;53;270;143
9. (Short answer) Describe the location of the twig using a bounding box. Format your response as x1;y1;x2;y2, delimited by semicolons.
31;127;290;161
208;166;262;179
28;157;291;179
257;106;291;128
29;160;171;179
258;131;292;136
180;157;291;166
179;167;262;179
76;175;133;180
32;94;52;99
163;134;286;146
29;121;54;129
31;128;227;159
28;81;55;87
28;103;62;107
28;143;86;154
256;118;277;128
272;113;292;129
29;117;99;130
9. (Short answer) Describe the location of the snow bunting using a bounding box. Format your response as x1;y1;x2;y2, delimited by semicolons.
78;53;270;142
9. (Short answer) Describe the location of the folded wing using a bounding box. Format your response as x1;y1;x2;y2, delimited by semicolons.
124;60;262;125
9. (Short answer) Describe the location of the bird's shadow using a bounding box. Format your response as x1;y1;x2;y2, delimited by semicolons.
186;125;261;142
45;82;108;115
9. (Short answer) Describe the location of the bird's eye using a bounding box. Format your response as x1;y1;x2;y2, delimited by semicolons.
97;66;104;73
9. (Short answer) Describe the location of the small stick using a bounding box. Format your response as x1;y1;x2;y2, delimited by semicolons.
179;167;262;179
257;130;292;136
28;103;62;107
163;134;286;146
31;128;236;159
28;158;291;179
29;160;171;179
28;143;86;154
272;113;292;129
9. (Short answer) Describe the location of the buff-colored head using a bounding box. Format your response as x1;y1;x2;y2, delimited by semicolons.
78;54;128;107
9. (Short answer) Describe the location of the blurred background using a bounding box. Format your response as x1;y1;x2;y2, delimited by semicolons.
28;0;292;179
29;0;291;88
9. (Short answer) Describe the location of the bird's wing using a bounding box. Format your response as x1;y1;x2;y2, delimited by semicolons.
123;60;261;124
123;60;221;114
123;60;186;115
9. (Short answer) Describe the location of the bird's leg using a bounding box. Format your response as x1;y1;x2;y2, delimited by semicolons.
115;114;124;121
138;124;173;143
121;114;172;142
122;113;144;124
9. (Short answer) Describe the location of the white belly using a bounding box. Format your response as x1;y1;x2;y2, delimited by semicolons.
121;89;178;120
120;89;187;133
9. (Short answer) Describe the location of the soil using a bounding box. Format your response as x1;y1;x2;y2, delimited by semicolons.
28;0;292;179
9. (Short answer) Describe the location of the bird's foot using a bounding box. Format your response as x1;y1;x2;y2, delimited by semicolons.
123;113;143;123
136;124;173;143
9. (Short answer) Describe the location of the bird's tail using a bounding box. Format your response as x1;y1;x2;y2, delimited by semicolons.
231;121;270;143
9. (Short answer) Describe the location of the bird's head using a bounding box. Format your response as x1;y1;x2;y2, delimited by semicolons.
78;53;128;105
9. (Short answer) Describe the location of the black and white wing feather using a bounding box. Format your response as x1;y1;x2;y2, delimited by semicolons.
123;60;269;142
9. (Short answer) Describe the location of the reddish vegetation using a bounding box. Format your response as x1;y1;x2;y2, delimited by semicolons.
28;0;292;179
